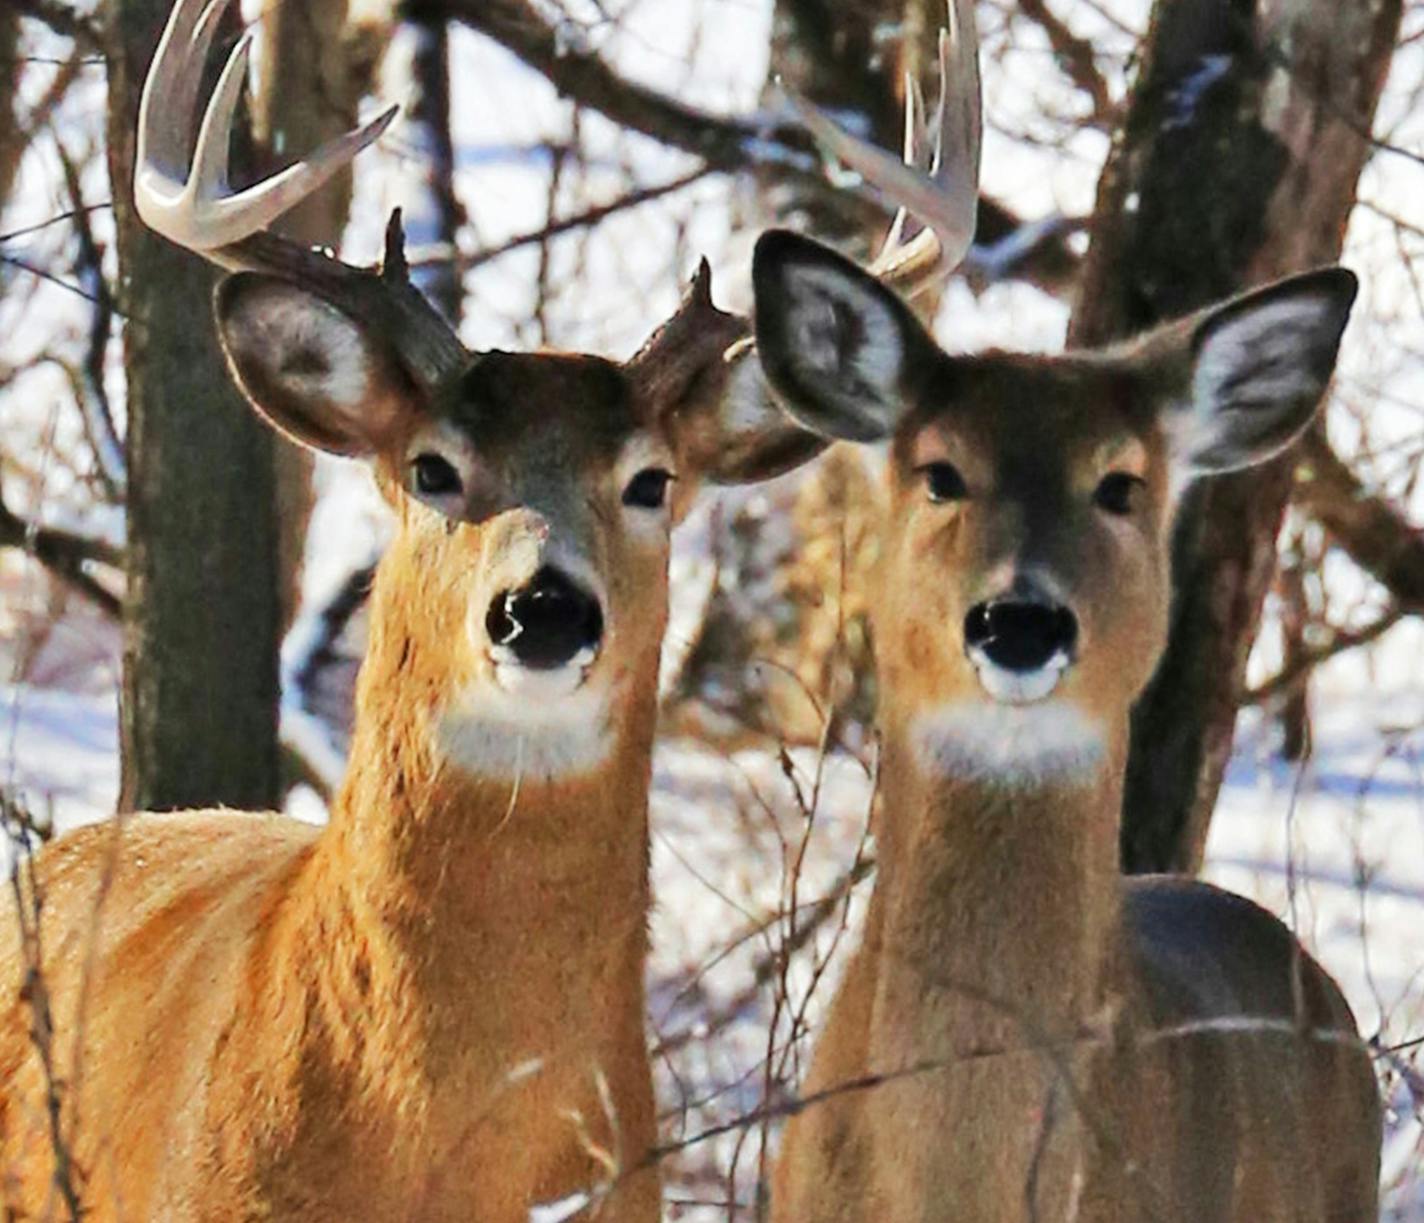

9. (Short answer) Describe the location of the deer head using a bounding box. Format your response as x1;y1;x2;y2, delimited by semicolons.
135;0;820;785
751;230;1355;784
739;0;1357;786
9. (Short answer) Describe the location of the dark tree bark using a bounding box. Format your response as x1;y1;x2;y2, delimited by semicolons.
1067;0;1403;873
110;0;281;812
0;9;21;211
404;8;466;326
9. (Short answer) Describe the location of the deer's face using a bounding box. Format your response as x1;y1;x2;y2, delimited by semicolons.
383;353;671;688
214;270;820;781
872;359;1176;779
360;352;679;779
752;230;1355;787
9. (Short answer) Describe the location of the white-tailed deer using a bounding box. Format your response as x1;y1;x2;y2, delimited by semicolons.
753;3;1381;1218
0;2;819;1218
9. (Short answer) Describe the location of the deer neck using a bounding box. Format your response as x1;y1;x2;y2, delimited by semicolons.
869;709;1128;1051
847;711;1130;1223
267;581;659;1122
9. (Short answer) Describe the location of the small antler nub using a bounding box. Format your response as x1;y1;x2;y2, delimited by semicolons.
381;210;411;284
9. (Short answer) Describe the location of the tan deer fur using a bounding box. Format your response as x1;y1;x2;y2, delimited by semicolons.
0;3;826;1211
751;230;1381;1222
0;247;817;1219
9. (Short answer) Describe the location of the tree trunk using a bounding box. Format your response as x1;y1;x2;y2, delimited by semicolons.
1068;0;1402;873
0;10;21;211
110;1;281;813
251;0;373;629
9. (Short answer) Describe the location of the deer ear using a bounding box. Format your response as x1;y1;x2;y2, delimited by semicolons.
214;274;419;457
670;342;829;485
1168;268;1357;473
632;259;826;486
752;229;933;442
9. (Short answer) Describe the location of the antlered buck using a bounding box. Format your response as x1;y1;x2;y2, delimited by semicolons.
0;1;818;1217
754;2;1381;1219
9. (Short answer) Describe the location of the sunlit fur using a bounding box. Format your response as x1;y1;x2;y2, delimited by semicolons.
0;274;808;1217
757;239;1378;1223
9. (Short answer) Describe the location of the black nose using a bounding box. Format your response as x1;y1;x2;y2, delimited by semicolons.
964;599;1078;673
485;567;604;670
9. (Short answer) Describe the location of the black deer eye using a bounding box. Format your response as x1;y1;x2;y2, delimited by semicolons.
922;461;968;504
622;468;673;510
412;453;463;497
1094;472;1144;516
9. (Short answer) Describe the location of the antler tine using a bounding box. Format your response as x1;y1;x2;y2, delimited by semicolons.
877;74;929;263
788;0;981;297
137;0;399;255
135;0;223;182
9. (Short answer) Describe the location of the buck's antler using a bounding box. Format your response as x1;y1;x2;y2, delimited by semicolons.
784;0;981;297
135;0;467;391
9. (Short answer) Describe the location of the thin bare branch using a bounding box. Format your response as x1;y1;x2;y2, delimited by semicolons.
1244;608;1405;705
1294;430;1424;613
0;492;123;617
1014;0;1115;125
54;143;124;499
447;167;712;274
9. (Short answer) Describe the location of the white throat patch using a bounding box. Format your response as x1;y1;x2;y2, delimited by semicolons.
438;664;614;782
911;700;1106;788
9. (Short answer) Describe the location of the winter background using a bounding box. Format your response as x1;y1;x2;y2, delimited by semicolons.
1;0;1422;1216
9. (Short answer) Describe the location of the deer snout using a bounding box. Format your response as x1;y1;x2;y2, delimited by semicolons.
486;566;604;672
963;591;1078;704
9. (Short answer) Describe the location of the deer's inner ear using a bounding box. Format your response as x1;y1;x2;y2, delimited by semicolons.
751;230;933;443
215;275;419;458
1167;268;1357;473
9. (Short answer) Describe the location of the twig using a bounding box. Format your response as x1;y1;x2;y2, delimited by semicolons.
1244;608;1405;705
54;142;124;499
0;491;122;617
0;203;112;247
3;795;86;1219
451;167;712;274
405;10;467;323
0;253;110;308
1014;0;1115;125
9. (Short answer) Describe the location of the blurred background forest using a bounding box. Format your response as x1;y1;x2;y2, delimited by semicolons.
1;0;1422;1215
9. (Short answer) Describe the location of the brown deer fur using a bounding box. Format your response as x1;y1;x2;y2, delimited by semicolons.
752;230;1381;1222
